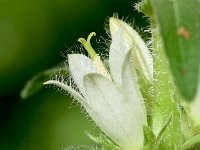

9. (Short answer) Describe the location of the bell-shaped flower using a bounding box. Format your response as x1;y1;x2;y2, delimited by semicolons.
44;18;154;149
109;17;153;81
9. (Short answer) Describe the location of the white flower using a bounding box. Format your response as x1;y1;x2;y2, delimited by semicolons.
109;17;153;81
44;18;153;150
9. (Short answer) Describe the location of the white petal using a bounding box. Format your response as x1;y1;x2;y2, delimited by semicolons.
122;51;147;145
68;54;96;95
109;28;129;87
83;73;144;149
109;17;153;81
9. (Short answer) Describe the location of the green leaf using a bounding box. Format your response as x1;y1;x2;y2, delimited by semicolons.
20;66;68;99
155;115;172;144
151;115;172;149
181;134;200;149
151;0;200;101
151;21;183;149
143;125;156;150
143;115;173;149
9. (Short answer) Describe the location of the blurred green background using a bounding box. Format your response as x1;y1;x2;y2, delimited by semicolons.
0;0;148;149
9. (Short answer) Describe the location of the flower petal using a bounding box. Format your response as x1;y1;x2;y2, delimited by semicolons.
83;73;143;149
109;17;153;81
109;28;129;87
122;50;147;143
68;54;96;95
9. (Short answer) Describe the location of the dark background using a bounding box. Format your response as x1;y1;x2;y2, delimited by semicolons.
0;0;148;149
